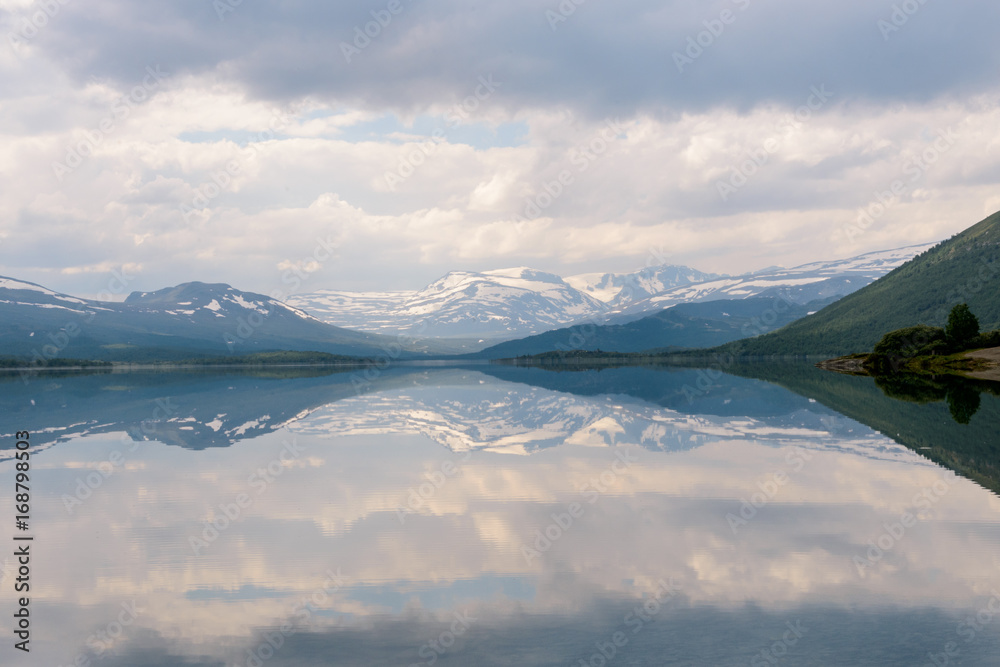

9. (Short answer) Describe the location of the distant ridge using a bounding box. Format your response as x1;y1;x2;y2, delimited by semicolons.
565;265;722;305
288;246;930;346
474;296;836;359
287;267;612;343
0;278;421;362
603;243;935;322
716;211;1000;356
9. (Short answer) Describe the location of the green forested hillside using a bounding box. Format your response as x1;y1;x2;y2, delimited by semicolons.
475;296;834;359
726;363;1000;496
718;211;1000;356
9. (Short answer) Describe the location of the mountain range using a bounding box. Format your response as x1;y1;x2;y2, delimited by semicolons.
0;240;941;363
0;278;426;362
286;245;931;346
564;265;722;305
474;295;839;358
0;365;903;463
716;211;1000;357
602;244;935;324
286;268;609;343
726;362;1000;494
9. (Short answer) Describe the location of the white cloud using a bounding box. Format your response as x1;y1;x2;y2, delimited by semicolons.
1;2;999;297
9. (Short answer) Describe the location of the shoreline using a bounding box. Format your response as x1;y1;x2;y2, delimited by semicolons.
0;361;370;374
0;358;498;375
816;347;1000;381
965;347;1000;381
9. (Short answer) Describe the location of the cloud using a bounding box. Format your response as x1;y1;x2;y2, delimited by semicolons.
1;1;999;296
15;370;1000;664
13;1;1000;117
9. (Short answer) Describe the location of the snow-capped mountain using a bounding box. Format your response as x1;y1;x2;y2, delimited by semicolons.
605;243;936;322
566;265;722;305
2;243;937;360
288;244;934;340
0;277;420;360
2;365;911;465
287;267;608;341
279;290;417;333
0;276;93;307
293;370;899;457
476;295;839;358
123;281;319;321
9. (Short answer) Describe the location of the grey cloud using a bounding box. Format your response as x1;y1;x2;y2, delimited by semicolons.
20;0;1000;118
88;601;1000;666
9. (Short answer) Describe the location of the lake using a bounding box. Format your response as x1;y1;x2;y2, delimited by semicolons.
2;363;999;666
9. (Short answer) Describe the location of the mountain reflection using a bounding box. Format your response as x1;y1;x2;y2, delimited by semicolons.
3;366;898;459
871;372;997;425
2;365;999;666
714;362;1000;496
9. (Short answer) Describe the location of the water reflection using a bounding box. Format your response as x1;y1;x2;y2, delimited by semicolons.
871;372;996;425
721;363;1000;495
0;366;892;454
1;365;998;666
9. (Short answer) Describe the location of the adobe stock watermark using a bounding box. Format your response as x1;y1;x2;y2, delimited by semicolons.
56;600;142;667
546;0;587;31
222;234;338;352
676;354;736;404
52;66;169;183
575;578;682;667
878;0;931;41
19;264;138;384
6;0;71;56
341;0;417;63
396;450;473;524
213;0;244;21
383;74;502;191
843;126;958;243
869;260;996;374
86;601;142;660
918;591;1000;667
61;399;179;514
409;610;476;667
917;591;1000;667
740;292;800;338
726;446;813;534
212;224;401;368
676;294;806;404
717;85;833;202
348;321;430;396
513;116;626;222
189;436;306;555
749;620;809;666
521;449;639;564
239;568;349;667
180;108;296;222
853;475;956;577
541;244;673;358
17;318;91;382
673;0;751;74
0;557;14;587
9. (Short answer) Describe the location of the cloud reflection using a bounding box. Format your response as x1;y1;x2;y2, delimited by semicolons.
3;368;999;665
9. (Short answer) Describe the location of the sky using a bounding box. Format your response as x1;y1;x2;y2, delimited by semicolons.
1;0;1000;299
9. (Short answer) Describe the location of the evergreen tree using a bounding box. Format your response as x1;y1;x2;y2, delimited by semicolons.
947;384;981;425
946;303;980;347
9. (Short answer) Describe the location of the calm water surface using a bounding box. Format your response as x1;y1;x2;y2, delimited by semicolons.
1;364;999;666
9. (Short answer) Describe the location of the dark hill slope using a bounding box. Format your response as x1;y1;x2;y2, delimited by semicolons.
724;362;1000;496
0;278;416;361
475;296;834;359
718;211;1000;356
